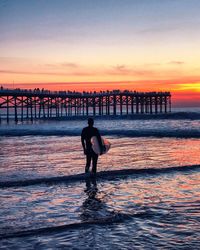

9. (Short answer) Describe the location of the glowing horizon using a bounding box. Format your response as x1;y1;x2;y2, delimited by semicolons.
0;0;200;107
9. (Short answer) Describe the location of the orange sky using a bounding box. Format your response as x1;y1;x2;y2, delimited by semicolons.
2;78;200;107
1;0;200;107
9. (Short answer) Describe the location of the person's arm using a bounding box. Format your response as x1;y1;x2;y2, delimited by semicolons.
96;129;104;154
81;130;86;154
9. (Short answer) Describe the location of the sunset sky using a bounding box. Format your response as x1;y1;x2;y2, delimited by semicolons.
0;0;200;106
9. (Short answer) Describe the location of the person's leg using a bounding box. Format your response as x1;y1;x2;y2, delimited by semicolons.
85;154;92;173
92;153;98;174
91;175;97;191
85;177;91;191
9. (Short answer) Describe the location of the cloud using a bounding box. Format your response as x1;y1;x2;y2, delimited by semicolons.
0;69;92;77
44;62;80;69
108;64;156;77
112;65;128;72
61;63;80;68
168;61;185;65
0;56;33;63
0;62;197;83
0;63;156;78
144;61;185;67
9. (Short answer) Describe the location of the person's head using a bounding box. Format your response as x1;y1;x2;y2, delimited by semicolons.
88;118;94;127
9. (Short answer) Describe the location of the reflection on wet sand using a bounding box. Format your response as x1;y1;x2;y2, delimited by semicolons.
80;176;119;223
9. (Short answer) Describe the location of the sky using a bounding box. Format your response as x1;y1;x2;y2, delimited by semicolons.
0;0;200;107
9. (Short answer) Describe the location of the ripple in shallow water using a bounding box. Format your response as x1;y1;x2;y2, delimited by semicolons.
0;170;200;249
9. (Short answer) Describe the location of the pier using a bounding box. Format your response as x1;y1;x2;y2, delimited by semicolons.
0;88;171;122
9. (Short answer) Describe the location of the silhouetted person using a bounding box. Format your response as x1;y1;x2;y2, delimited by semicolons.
81;118;103;174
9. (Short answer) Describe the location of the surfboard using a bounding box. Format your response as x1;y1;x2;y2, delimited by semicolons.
91;136;111;155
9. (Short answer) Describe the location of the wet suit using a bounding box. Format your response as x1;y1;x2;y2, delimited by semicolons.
81;126;103;174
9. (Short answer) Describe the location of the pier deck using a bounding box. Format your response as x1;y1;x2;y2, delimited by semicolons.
0;88;171;122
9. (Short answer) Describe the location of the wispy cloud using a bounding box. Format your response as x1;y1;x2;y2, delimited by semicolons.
107;64;156;77
1;63;155;77
44;62;80;69
145;61;185;66
0;69;92;77
0;61;197;83
61;63;80;68
168;61;185;65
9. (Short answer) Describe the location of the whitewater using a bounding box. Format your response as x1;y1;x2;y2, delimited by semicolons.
0;109;200;249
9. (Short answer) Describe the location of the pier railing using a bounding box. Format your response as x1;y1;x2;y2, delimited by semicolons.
0;88;171;122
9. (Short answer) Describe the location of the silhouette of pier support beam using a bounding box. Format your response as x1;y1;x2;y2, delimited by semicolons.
21;96;24;122
113;95;116;115
145;98;149;113
150;97;153;114
98;97;102;116
14;96;18;123
120;95;123;115
86;98;89;116
30;97;33;121
34;96;37;119
137;98;139;113
92;97;96;116
26;97;29;119
131;96;134;114
159;96;163;113
155;97;158;114
126;95;129;115
107;96;110;115
105;96;108;115
6;96;9;123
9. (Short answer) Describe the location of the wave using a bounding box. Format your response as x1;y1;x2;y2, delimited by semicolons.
152;112;200;120
1;112;200;138
0;210;153;239
1;164;199;188
1;112;200;125
0;128;200;138
1;111;200;121
103;129;200;138
0;205;178;240
43;112;200;121
1;194;199;239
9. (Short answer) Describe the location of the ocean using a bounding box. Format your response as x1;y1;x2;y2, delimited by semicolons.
0;108;200;249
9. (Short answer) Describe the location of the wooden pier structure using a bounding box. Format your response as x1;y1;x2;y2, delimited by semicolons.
0;88;171;122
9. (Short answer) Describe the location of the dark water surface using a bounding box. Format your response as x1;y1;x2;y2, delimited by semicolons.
1;170;200;249
0;112;200;249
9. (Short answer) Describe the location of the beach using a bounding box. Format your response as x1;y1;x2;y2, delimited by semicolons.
0;109;200;249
